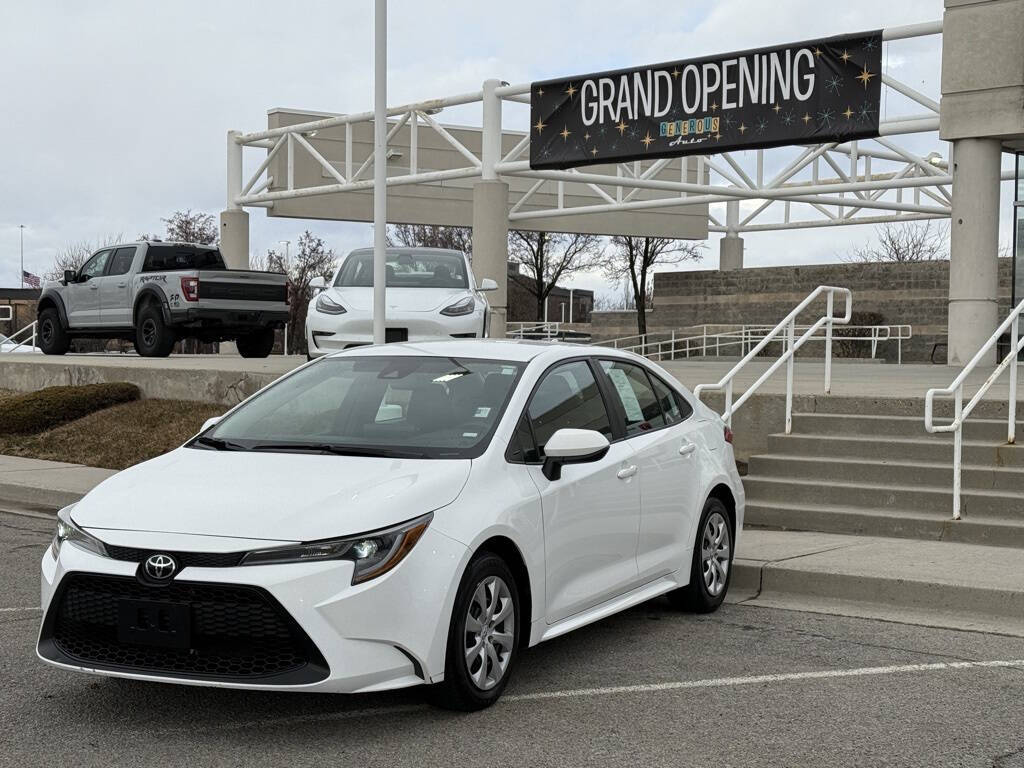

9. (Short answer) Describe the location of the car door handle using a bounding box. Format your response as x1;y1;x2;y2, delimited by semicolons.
117;282;127;288
616;465;638;480
679;442;697;456
89;284;99;290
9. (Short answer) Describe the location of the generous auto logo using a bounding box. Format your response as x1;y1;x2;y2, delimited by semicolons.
144;554;177;580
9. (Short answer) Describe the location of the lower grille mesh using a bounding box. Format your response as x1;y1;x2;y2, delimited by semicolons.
43;574;327;682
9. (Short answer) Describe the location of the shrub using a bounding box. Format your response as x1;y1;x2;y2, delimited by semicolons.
834;311;886;358
0;383;141;436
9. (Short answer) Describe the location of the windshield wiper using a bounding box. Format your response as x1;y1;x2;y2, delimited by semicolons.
191;435;250;451
248;443;427;459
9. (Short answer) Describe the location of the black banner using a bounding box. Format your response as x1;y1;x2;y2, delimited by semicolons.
529;30;883;170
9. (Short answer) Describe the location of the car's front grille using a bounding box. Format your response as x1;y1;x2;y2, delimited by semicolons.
39;574;328;684
105;545;245;568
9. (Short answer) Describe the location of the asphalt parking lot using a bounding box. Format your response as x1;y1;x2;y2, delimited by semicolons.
3;508;1024;768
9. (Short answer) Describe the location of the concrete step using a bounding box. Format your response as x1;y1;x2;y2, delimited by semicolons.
747;454;1024;492
743;475;1024;519
732;529;1024;637
744;499;1024;549
765;432;1024;468
790;412;1021;441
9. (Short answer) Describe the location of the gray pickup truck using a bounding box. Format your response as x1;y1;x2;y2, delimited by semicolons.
36;241;289;358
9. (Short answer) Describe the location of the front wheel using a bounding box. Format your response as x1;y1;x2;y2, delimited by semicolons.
667;497;733;613
427;553;520;711
236;328;275;358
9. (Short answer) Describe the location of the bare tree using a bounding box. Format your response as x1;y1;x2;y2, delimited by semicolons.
47;235;124;280
266;231;336;354
602;236;704;336
843;221;949;263
508;231;603;321
163;210;219;245
387;224;472;256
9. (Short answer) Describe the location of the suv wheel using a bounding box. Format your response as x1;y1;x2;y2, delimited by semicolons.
667;497;733;613
236;328;275;358
37;308;70;355
427;553;520;711
135;304;175;357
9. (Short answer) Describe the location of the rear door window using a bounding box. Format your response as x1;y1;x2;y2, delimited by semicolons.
107;247;137;276
143;246;226;271
599;360;666;436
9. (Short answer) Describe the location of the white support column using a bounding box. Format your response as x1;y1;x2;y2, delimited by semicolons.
474;79;509;338
947;137;1002;365
220;130;249;270
372;0;388;346
719;199;744;271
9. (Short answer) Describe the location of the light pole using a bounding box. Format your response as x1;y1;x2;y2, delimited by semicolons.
278;240;291;272
19;225;24;288
372;0;388;345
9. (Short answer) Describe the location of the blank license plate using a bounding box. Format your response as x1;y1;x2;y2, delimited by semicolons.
385;328;408;343
117;599;191;649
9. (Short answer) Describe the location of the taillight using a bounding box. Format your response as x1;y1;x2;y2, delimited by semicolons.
180;277;199;302
724;425;734;444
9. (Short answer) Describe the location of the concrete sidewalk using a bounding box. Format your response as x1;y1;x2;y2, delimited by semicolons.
0;455;115;511
2;454;1022;637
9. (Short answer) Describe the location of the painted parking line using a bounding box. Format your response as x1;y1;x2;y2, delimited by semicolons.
153;658;1024;735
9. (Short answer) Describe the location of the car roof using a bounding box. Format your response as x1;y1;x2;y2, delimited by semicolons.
344;246;466;258
323;339;647;365
119;241;219;249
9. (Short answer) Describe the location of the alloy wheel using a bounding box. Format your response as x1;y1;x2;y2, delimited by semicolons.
463;575;515;691
141;318;157;347
701;511;731;597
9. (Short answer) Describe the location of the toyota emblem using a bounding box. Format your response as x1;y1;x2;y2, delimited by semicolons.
144;554;177;580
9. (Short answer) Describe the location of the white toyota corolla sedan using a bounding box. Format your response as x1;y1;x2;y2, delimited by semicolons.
305;247;496;357
38;340;743;710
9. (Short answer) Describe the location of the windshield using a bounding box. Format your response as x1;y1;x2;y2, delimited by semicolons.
334;251;469;289
196;356;523;459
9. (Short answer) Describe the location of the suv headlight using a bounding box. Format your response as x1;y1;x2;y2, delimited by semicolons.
51;506;108;559
315;293;347;315
440;296;476;317
239;512;432;584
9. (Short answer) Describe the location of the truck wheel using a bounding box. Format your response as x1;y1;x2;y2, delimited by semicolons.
38;308;70;355
135;304;175;357
236;328;275;358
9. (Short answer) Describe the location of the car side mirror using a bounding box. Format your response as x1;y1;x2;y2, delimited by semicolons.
309;276;326;293
478;278;498;292
541;428;610;481
201;416;222;433
64;270;77;284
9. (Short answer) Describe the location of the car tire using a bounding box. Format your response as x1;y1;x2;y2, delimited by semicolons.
236;329;275;358
135;303;175;357
427;553;521;711
37;308;70;355
667;497;733;614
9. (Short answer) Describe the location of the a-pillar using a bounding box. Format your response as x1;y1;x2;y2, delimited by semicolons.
947;137;1002;365
472;180;510;338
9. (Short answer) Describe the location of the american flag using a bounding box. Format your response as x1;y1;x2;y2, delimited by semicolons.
22;270;41;289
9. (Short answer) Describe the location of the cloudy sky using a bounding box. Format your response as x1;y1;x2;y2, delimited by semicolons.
0;0;1015;298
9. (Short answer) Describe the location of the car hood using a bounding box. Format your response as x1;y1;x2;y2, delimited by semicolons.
326;286;470;313
72;448;472;542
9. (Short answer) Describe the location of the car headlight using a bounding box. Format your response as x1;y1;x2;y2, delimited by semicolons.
440;296;476;317
315;293;347;315
239;512;432;584
51;506;108;559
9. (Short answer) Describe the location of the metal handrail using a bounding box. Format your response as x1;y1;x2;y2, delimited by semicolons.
0;321;38;353
507;321;562;340
693;286;853;431
924;298;1024;520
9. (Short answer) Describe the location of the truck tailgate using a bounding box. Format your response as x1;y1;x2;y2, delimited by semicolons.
196;270;288;303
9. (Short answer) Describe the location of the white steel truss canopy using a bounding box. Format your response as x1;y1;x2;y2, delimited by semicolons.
227;19;1013;238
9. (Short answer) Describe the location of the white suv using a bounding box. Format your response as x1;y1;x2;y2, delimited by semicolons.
305;247;496;356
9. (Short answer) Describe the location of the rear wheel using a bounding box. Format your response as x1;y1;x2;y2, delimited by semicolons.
236;328;275;358
37;308;70;355
427;553;520;711
135;303;175;357
667;497;733;613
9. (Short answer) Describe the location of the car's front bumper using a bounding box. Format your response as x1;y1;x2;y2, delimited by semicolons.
306;308;487;356
38;526;469;693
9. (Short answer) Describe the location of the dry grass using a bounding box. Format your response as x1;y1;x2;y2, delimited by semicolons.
0;398;225;470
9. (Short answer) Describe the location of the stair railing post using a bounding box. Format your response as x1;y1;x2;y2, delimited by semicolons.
725;379;733;429
825;290;834;395
953;385;963;521
785;318;795;434
671;329;676;361
1010;313;1019;445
